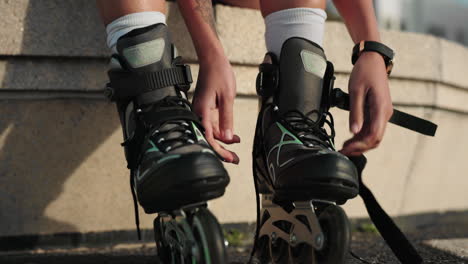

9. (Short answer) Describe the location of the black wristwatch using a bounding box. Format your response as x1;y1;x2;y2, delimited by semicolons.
352;40;395;75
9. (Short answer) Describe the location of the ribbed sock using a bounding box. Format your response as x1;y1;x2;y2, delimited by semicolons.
106;11;166;52
264;8;327;57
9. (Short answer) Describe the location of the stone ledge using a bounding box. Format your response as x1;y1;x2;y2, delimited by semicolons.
0;1;196;60
216;5;468;90
1;98;467;236
0;0;107;57
0;58;108;91
1;1;467;89
4;58;467;115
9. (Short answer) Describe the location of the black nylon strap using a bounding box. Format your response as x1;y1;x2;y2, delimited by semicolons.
389;109;437;136
331;88;437;136
349;155;424;264
107;65;192;101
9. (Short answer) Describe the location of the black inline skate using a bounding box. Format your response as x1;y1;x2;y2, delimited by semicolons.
251;38;359;264
251;37;439;264
106;24;229;263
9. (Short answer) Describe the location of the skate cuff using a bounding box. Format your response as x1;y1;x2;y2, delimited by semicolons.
106;64;192;101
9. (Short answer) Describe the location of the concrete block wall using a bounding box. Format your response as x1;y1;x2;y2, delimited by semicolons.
1;1;468;237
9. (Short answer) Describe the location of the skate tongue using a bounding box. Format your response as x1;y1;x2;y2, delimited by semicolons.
116;23;179;101
277;38;328;122
116;24;173;72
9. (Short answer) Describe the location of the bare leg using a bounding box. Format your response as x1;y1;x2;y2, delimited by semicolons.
260;0;326;17
96;0;166;25
216;0;260;9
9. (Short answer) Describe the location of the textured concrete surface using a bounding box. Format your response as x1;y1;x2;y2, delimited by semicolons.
0;98;258;236
1;2;467;89
1;234;468;264
0;0;107;57
0;58;108;91
215;5;468;90
0;1;196;61
424;239;468;260
2;98;468;236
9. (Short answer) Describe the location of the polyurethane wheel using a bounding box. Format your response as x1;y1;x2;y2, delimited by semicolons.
154;215;188;264
154;216;173;263
253;235;272;263
316;205;351;264
290;242;315;264
191;207;228;264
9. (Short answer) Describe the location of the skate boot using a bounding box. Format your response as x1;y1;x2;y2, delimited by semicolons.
251;38;359;264
106;24;228;263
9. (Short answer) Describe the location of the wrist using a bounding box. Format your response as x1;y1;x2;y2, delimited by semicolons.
198;47;229;67
357;51;385;64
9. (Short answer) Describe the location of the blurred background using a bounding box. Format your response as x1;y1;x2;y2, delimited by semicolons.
328;0;468;47
0;0;467;263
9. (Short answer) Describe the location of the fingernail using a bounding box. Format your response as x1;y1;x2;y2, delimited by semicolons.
351;123;360;134
224;129;233;140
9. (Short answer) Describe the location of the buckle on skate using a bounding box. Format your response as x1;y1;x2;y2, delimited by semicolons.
256;63;279;98
106;64;193;101
175;64;193;92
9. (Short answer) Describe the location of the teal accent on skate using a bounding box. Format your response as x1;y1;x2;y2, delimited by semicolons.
156;154;181;164
192;122;208;144
145;140;160;154
137;154;181;181
267;122;303;168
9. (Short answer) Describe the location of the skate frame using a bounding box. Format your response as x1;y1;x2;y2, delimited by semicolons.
258;195;326;250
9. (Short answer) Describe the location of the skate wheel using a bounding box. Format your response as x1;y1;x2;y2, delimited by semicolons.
191;207;228;264
316;205;350;264
290;243;315;264
154;215;186;263
253;236;271;263
154;217;170;263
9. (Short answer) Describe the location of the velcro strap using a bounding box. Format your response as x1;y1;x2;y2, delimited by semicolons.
349;155;424;264
107;65;192;101
140;107;201;128
331;88;437;136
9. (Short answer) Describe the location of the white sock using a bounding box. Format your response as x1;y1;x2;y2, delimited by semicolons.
106;11;166;53
264;8;327;58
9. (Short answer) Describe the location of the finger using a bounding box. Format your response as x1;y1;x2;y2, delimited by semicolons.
340;138;368;156
216;134;241;144
207;135;240;164
202;113;240;164
219;94;235;141
349;86;366;134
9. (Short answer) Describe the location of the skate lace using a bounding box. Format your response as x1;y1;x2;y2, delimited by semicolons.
130;96;203;242
148;96;200;153
282;109;336;149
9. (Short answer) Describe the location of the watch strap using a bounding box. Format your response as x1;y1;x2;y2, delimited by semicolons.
352;41;394;64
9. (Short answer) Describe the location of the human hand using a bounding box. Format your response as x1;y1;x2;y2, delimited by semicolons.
192;57;241;164
340;52;393;156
